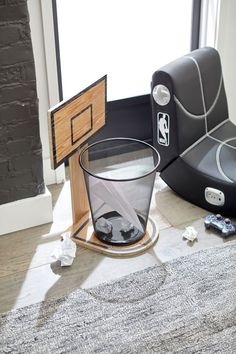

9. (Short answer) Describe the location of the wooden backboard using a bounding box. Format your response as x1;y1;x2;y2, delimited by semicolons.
48;76;107;169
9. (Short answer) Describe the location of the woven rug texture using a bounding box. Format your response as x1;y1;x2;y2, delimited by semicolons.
1;241;236;353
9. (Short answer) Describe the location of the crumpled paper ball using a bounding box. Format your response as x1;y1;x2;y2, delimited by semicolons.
182;226;198;242
51;232;77;266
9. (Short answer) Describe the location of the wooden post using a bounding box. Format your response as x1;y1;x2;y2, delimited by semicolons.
69;147;89;226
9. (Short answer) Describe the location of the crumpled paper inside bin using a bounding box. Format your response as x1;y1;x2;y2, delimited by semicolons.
51;232;76;266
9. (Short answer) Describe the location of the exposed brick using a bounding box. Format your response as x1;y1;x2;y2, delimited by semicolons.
12;150;42;171
31;136;42;150
0;143;7;158
0;179;45;204
0;171;33;188
32;165;44;183
0;22;30;47
7;137;32;155
0;102;31;125
0;0;44;205
0;83;37;104
7;0;26;5
23;61;36;81
37;182;45;194
12;154;32;171
0;62;36;86
11;183;41;200
0;159;9;175
30;102;38;116
1;125;41;148
0;25;20;46
0;190;10;204
20;21;30;40
0;124;8;139
7;121;39;140
0;3;28;22
0;42;33;66
0;25;19;47
0;65;22;85
0;0;26;5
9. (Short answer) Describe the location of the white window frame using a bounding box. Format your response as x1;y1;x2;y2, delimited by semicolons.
28;0;65;185
199;0;221;48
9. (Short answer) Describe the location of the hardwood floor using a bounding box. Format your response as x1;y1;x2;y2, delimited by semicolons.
0;174;235;314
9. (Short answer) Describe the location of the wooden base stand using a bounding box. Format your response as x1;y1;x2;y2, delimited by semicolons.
69;214;159;257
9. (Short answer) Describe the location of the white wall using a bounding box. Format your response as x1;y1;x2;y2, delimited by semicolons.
28;0;65;185
216;0;236;123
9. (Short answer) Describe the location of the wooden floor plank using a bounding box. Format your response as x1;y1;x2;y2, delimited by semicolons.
0;246;159;313
1;172;235;314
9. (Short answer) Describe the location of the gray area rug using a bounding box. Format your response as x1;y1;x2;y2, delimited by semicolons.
1;242;236;354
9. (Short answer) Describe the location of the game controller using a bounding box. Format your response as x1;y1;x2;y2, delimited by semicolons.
204;214;236;237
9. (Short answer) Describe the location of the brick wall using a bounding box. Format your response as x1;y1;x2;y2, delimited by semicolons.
0;0;45;205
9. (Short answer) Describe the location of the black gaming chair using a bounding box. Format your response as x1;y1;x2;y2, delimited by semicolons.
151;47;236;216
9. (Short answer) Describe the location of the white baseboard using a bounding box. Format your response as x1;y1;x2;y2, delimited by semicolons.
0;187;53;236
43;157;65;185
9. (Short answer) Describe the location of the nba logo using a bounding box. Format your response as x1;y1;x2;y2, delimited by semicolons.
157;112;170;146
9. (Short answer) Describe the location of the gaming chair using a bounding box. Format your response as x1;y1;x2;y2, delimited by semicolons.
151;47;236;215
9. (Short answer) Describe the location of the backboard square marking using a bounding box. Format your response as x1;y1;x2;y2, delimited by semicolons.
71;105;93;145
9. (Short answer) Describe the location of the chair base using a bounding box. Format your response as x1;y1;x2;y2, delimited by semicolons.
161;157;236;216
